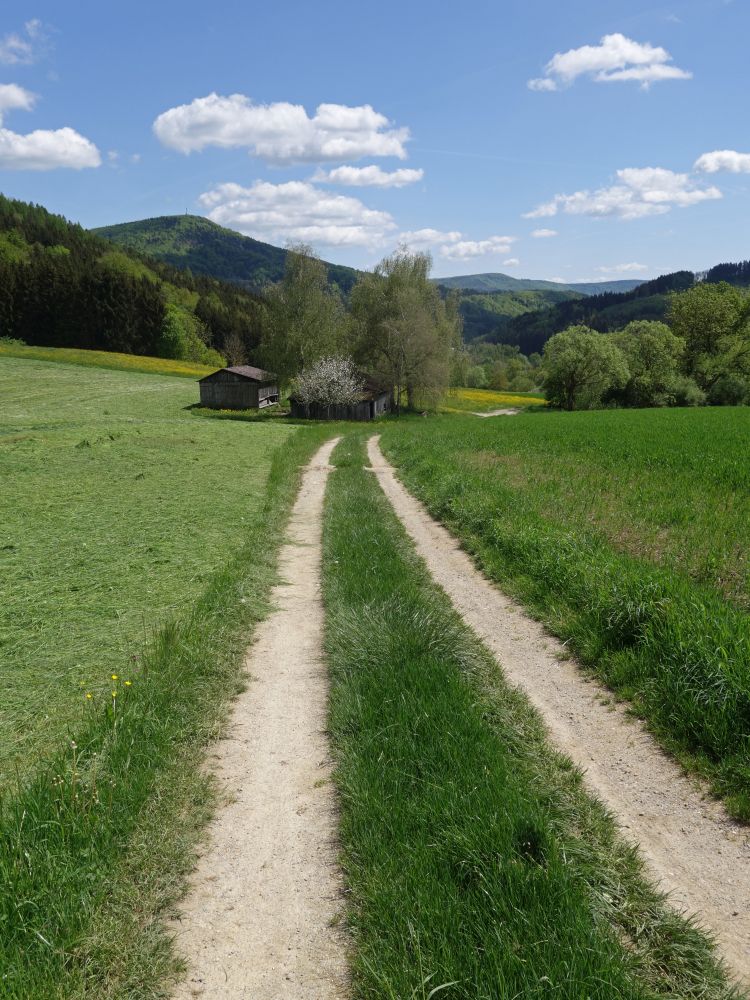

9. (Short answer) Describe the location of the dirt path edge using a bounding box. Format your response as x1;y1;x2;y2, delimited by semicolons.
367;433;750;988
170;437;348;1000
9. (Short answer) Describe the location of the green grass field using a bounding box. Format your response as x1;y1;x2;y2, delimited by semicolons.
379;408;750;818
323;435;734;999
0;356;340;998
0;357;296;786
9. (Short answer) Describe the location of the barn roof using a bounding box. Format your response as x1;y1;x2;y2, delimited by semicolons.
198;365;277;383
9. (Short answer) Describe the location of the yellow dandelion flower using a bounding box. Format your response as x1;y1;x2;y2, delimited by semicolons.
111;674;119;681
85;692;93;700
124;680;132;687
111;691;117;698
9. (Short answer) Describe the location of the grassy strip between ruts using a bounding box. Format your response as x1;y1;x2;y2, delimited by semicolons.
323;434;739;1000
0;422;337;1000
378;414;750;821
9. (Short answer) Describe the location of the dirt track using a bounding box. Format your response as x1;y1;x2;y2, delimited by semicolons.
171;438;347;1000
473;407;519;417
367;434;750;988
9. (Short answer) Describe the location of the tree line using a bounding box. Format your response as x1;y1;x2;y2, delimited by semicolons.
0;196;264;365
259;244;462;412
541;281;750;410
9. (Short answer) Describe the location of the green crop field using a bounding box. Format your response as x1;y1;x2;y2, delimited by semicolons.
380;408;750;818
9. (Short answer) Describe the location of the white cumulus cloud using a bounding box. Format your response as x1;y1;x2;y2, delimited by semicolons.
531;228;557;238
398;228;463;249
503;257;520;266
154;94;409;164
524;167;721;221
314;164;423;187
439;236;516;260
528;33;691;91
0;83;35;124
0;126;101;170
398;228;515;260
198;180;397;248
596;262;648;274
0;83;100;169
695;149;750;174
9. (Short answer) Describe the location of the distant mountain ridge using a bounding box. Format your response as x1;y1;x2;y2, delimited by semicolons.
434;272;645;295
93;215;361;294
94;215;648;299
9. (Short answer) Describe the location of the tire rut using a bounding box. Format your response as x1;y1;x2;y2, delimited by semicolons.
367;433;750;989
171;437;348;1000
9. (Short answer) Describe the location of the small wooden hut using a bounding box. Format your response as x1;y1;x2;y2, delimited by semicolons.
198;366;279;410
289;377;392;422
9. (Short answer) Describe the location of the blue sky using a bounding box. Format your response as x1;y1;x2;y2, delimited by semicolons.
0;0;747;279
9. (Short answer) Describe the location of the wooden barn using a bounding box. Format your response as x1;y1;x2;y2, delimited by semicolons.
290;377;392;422
198;366;280;410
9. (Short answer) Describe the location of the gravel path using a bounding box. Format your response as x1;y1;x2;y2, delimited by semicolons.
368;433;750;989
171;437;348;1000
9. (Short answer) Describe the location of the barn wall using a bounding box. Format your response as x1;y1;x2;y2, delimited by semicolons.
200;381;259;409
289;393;391;421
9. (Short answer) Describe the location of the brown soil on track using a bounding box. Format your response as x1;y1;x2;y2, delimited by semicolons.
367;434;750;989
171;437;348;1000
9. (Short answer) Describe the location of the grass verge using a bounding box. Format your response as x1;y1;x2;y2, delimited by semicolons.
379;412;750;820
0;341;217;378
0;422;336;999
323;434;738;999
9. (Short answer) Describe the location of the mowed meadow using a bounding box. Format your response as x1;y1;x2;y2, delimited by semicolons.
0;355;339;998
380;408;750;817
0;357;293;784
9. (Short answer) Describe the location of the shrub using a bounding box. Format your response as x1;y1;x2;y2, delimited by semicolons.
292;355;365;408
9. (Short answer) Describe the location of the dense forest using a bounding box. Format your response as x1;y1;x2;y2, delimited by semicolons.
456;287;583;340
0;197;267;363
497;271;701;355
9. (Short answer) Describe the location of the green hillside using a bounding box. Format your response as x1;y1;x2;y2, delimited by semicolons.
458;287;583;341
94;214;360;294
435;272;644;295
499;271;696;355
0;195;267;364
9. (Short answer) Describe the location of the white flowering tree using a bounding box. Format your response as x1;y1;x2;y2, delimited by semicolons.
292;355;365;411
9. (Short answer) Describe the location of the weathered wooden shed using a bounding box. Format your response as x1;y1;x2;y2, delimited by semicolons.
198;366;279;410
289;377;392;421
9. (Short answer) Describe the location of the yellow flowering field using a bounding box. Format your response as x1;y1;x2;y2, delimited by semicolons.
443;387;547;412
0;342;219;379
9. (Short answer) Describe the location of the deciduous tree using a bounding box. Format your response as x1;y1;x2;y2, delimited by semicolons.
260;243;347;387
543;325;629;410
351;250;461;412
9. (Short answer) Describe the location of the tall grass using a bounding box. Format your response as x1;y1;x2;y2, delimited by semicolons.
323;435;737;999
379;410;750;819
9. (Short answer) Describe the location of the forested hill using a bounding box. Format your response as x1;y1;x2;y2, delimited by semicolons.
93;215;360;294
0;195;266;363
497;266;750;355
434;272;645;295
